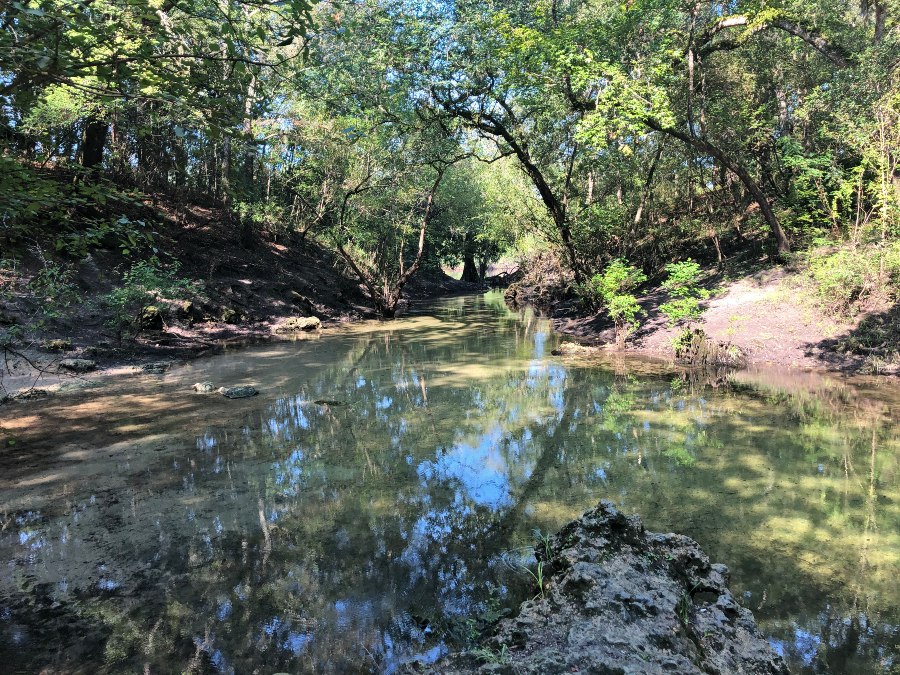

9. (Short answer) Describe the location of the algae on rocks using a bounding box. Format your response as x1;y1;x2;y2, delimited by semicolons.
59;358;97;373
218;386;258;399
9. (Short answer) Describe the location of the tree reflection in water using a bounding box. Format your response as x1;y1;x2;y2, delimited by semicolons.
0;292;897;673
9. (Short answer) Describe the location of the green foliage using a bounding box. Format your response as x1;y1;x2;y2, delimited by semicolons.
55;215;157;259
806;243;900;315
578;259;646;347
29;259;82;320
579;259;646;310
100;260;198;342
0;157;154;257
659;260;710;328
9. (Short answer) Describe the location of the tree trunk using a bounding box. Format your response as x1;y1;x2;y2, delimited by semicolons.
645;120;790;253
436;99;583;281
337;167;446;317
460;231;481;282
461;255;480;282
81;117;107;170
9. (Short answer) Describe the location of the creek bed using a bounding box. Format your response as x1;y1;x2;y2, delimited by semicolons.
1;291;898;673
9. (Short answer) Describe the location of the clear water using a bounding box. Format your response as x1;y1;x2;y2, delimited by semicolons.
1;292;898;674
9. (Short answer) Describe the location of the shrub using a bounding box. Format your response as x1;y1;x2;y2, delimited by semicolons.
806;242;900;315
100;260;198;343
659;259;710;327
579;259;647;348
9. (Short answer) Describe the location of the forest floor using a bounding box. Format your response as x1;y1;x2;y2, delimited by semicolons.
527;253;900;376
0;198;479;398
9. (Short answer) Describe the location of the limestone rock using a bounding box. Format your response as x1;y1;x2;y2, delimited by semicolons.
13;388;51;401
218;386;258;399
192;382;216;393
59;358;96;373
43;339;73;352
140;306;164;331
550;342;600;357
275;316;321;333
409;501;787;675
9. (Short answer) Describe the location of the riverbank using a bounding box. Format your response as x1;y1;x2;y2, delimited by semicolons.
506;252;900;377
0;199;480;399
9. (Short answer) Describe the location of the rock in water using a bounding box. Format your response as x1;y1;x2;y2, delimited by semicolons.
218;386;258;399
275;316;321;333
409;500;788;675
59;358;96;373
192;382;216;393
550;342;600;356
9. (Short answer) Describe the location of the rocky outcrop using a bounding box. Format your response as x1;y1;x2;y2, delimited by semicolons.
218;386;258;399
275;316;321;333
59;358;96;373
413;501;787;675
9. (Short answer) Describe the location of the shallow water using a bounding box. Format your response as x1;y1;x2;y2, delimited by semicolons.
1;292;898;674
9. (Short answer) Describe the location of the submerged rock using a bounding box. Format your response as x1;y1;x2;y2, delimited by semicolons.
275;316;321;333
550;342;600;357
412;501;788;675
57;380;102;392
218;386;258;399
13;388;51;401
59;358;96;373
313;399;346;406
192;382;216;393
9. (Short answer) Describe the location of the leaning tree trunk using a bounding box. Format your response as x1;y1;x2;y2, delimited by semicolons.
646;120;790;253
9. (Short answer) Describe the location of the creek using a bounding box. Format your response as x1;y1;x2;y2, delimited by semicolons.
1;291;897;674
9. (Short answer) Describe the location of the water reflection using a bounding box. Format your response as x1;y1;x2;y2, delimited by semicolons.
0;292;898;674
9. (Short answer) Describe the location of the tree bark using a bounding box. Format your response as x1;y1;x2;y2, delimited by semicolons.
81;117;107;170
461;231;481;282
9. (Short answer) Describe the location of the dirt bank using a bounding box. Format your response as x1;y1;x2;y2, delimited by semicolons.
0;199;479;398
507;253;899;376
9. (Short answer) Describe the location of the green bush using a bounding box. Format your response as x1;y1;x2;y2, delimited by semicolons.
578;259;647;348
659;259;710;327
806;243;900;315
100;260;198;342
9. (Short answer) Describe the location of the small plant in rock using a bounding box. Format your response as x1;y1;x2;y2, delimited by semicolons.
100;259;198;344
524;560;546;600
579;259;647;349
470;644;510;665
532;528;553;561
